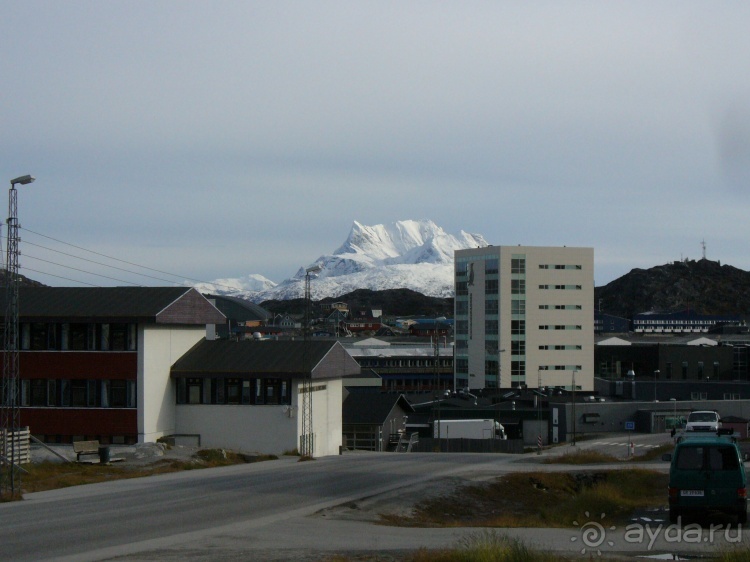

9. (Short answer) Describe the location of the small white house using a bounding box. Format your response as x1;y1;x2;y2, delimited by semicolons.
171;339;361;457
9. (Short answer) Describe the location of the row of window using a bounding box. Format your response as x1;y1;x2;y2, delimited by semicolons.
539;345;583;350
176;377;291;405
539;325;582;330
10;379;136;408
15;322;138;352
356;358;453;368
539;284;582;290
458;302;581;316
539;365;583;371
539;264;582;270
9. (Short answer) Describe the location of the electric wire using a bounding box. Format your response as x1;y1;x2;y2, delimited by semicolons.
13;227;246;292
21;239;182;285
22;254;141;285
19;226;193;282
20;267;100;287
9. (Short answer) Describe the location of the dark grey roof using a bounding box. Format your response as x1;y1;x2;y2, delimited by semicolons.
205;294;271;321
5;286;225;324
343;368;381;380
342;393;413;425
171;339;345;377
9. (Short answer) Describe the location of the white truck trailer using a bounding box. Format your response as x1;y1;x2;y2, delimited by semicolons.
433;419;506;440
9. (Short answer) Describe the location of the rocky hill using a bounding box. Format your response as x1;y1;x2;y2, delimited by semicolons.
594;258;750;319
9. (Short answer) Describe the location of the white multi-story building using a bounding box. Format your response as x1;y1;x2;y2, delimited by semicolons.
454;246;594;391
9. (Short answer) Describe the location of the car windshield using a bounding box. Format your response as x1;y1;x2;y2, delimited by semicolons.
676;445;739;471
688;413;717;422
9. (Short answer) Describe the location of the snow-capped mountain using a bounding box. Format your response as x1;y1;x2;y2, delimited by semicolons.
200;220;488;302
192;273;277;296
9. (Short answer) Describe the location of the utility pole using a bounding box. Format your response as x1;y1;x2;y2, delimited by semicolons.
2;174;34;498
434;316;441;443
571;369;577;446
301;265;321;458
537;367;542;455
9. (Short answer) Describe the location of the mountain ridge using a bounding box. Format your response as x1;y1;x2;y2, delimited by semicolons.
194;219;488;302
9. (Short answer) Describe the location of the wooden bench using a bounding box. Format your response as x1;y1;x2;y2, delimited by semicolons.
73;440;100;462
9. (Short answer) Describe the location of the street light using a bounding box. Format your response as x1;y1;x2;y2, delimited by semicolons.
2;174;35;498
537;367;542;454
654;369;660;402
670;398;677;434
10;175;35;187
571;369;577;446
300;264;322;458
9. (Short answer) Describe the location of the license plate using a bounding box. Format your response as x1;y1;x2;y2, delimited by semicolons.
681;490;704;497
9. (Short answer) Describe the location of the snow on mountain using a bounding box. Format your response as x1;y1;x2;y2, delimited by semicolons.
200;220;487;302
192;273;277;296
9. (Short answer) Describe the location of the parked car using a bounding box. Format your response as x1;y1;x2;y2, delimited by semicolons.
685;410;721;433
662;431;747;524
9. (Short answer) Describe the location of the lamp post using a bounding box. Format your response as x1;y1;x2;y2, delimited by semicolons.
2;174;34;498
537;367;542;454
300;264;321;458
571;369;577;446
670;398;677;434
654;370;660;402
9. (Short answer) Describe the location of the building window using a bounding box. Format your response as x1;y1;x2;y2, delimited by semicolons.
485;320;498;335
226;379;242;404
85;380;97;406
485;300;498;315
485;360;498;376
511;340;525;355
45;379;56;406
511;257;525;274
71;380;87;407
456;282;468;296
485;259;498;274
511;300;525;315
187;378;202;404
456;300;468;315
29;379;46;406
69;324;87;350
511;320;525;335
511;279;525;295
485;279;498;294
110;380;127;407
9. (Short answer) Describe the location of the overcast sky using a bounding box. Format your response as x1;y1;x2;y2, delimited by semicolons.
3;2;750;289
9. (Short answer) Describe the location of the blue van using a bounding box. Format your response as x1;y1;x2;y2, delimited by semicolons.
663;432;747;524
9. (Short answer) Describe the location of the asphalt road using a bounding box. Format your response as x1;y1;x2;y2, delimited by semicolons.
0;432;745;561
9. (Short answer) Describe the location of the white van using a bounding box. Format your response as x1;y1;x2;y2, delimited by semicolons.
685;411;721;433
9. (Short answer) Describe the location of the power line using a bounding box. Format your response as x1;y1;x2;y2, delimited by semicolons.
22;254;141;286
20;267;100;287
21;239;182;285
16;227;246;292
